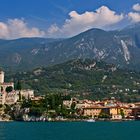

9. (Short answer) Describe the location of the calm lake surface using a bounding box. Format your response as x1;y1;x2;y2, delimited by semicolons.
0;121;139;140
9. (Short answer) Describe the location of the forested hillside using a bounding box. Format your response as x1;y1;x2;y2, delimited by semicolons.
5;59;140;102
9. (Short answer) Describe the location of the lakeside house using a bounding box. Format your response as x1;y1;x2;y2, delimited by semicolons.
83;106;132;120
62;97;138;120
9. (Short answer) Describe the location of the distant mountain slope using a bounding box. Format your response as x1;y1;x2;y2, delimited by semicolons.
1;23;140;71
6;59;140;102
0;38;60;70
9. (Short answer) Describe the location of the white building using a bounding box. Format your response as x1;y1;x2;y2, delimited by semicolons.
111;114;122;120
0;70;14;92
17;89;34;100
0;71;34;105
5;91;19;105
0;92;6;105
0;71;4;83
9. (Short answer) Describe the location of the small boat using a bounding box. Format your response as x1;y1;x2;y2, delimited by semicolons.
86;119;95;122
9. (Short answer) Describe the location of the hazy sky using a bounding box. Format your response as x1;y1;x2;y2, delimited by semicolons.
0;0;140;39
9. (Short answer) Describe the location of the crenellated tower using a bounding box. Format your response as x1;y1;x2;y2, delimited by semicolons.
0;71;4;83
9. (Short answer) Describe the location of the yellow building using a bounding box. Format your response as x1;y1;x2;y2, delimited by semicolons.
109;107;132;119
83;106;132;119
118;107;132;117
83;106;103;118
109;107;119;115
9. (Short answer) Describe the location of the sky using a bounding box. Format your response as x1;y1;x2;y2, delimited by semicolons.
0;0;140;39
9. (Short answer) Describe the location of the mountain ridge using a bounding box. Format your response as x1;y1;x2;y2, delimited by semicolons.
0;24;140;71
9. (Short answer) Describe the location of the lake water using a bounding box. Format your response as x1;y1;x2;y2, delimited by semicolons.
0;121;139;140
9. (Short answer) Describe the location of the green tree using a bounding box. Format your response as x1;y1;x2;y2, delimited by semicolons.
16;80;22;90
98;112;110;118
120;109;125;118
71;102;76;114
29;107;43;117
19;91;22;101
6;86;13;93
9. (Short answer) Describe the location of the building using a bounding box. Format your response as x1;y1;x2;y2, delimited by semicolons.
63;98;77;108
0;71;34;105
131;107;140;119
111;114;122;120
17;89;34;100
109;107;119;116
5;91;19;105
76;99;96;109
0;71;14;92
0;92;6;105
1;83;14;92
83;106;102;118
0;71;4;83
82;104;133;119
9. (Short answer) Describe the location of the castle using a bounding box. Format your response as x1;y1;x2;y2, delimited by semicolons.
0;71;34;105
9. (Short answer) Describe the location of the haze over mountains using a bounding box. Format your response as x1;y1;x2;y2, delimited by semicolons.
0;23;140;71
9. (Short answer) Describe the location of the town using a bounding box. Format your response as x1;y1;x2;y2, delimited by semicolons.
0;70;140;122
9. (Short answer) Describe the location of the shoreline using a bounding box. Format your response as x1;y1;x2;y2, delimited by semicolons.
0;118;136;122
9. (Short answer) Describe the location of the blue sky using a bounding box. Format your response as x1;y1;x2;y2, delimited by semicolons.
0;0;140;39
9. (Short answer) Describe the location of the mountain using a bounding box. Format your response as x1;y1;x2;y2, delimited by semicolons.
1;23;140;71
0;37;60;70
5;59;140;102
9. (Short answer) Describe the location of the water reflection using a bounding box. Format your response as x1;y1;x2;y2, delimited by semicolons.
0;123;6;140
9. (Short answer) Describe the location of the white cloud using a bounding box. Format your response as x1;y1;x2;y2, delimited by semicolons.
47;6;124;37
133;3;140;11
1;5;140;39
129;3;140;23
47;24;60;34
0;22;9;39
128;12;140;22
0;18;45;39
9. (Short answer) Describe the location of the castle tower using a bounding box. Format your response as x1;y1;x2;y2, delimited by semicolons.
0;71;4;83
